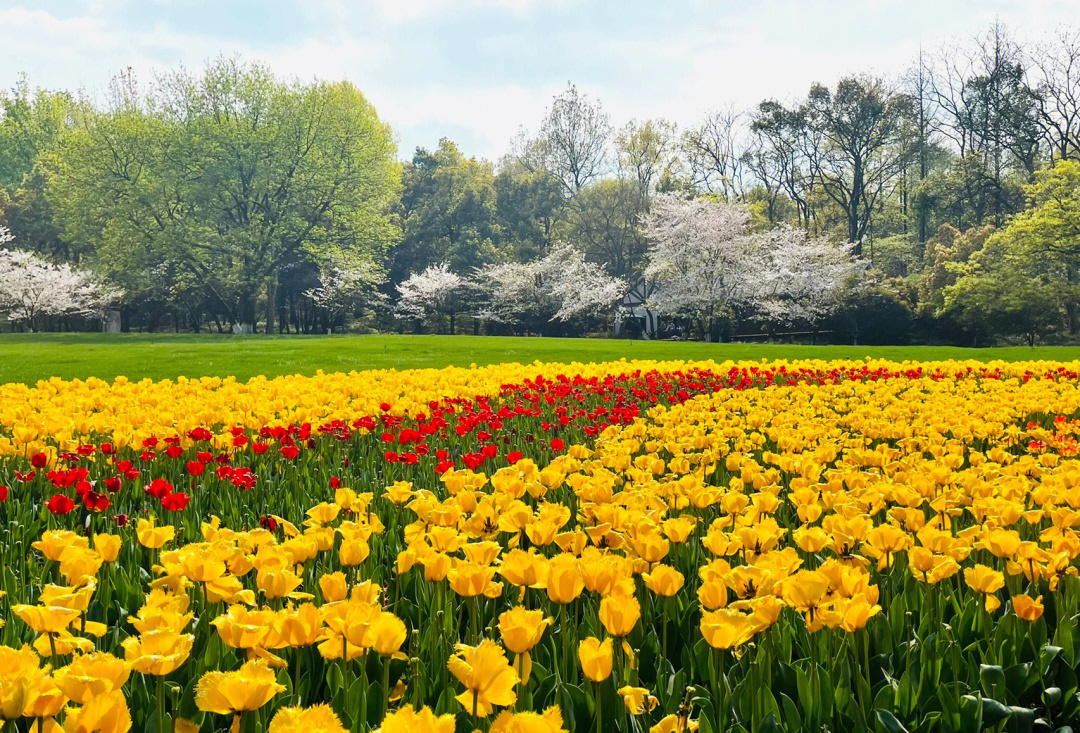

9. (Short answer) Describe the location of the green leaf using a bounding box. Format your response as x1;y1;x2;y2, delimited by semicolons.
874;709;911;733
1006;705;1035;733
980;664;1006;697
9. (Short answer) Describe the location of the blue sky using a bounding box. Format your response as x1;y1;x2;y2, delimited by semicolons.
2;1;1079;160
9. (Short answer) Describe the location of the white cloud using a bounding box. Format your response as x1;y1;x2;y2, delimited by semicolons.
370;0;571;23
6;0;1080;161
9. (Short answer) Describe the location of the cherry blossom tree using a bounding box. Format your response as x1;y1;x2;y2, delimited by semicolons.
0;228;121;330
304;257;386;326
743;226;865;327
395;263;468;334
641;193;756;338
476;242;625;330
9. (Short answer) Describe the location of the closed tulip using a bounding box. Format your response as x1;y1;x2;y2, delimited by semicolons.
92;534;122;563
545;555;584;605
578;637;613;682
599;589;641;637
643;565;685;597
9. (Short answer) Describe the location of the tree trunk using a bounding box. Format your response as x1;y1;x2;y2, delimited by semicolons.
449;314;455;335
237;292;256;334
265;274;278;335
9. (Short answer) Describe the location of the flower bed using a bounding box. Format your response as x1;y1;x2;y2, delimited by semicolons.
1;359;1079;732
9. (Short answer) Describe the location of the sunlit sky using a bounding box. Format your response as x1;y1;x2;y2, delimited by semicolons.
2;1;1078;160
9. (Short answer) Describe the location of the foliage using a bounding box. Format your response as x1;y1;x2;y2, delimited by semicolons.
743;226;865;327
394;139;501;283
38;59;400;332
641;194;755;336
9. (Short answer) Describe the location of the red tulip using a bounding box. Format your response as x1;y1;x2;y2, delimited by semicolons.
83;491;110;512
145;478;173;499
47;494;75;514
162;492;190;512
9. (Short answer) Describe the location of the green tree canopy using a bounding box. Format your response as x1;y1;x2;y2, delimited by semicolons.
393;138;501;281
41;59;400;332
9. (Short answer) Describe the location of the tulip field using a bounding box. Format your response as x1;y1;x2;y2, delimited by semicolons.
3;358;1080;733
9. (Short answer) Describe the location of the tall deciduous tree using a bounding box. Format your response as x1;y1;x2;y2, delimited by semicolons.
641;193;755;338
802;76;913;252
533;83;611;197
42;59;400;333
559;178;649;281
476;241;624;330
682;109;747;201
743;227;863;327
395;263;468;334
395;138;501;283
616;118;677;195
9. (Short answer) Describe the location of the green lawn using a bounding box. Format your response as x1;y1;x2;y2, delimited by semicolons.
0;333;1077;385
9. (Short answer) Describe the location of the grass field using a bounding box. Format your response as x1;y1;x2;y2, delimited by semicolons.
0;333;1077;384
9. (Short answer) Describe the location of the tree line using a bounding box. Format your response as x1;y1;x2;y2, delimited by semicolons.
2;21;1079;344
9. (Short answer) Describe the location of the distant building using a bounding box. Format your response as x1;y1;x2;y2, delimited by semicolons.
615;277;656;339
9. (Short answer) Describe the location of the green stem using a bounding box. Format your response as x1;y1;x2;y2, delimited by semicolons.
157;675;166;733
381;657;391;721
595;681;602;733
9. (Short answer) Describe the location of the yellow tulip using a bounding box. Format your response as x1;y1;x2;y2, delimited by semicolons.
700;609;755;649
54;653;131;704
489;706;567;733
369;612;408;657
1013;594;1045;622
268;703;347;733
447;640;519;717
375;705;455;733
273;604;324;647
618;686;659;715
578;637;613;682
319;572;348;603
194;659;285;715
122;630;194;676
92;535;122;564
14;605;81;636
60;690;131;733
136;519;175;550
642;565;685;597
599;589;641;637
545;555;584;605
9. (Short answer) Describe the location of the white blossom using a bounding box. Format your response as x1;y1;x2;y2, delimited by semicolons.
477;242;625;325
395;263;466;325
305;258;386;315
0;239;121;329
641;193;756;330
743;226;865;326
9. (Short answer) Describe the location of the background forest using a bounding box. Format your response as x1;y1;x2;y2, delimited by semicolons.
2;21;1080;346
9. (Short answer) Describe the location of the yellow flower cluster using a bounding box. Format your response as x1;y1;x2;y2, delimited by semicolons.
2;358;1080;732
